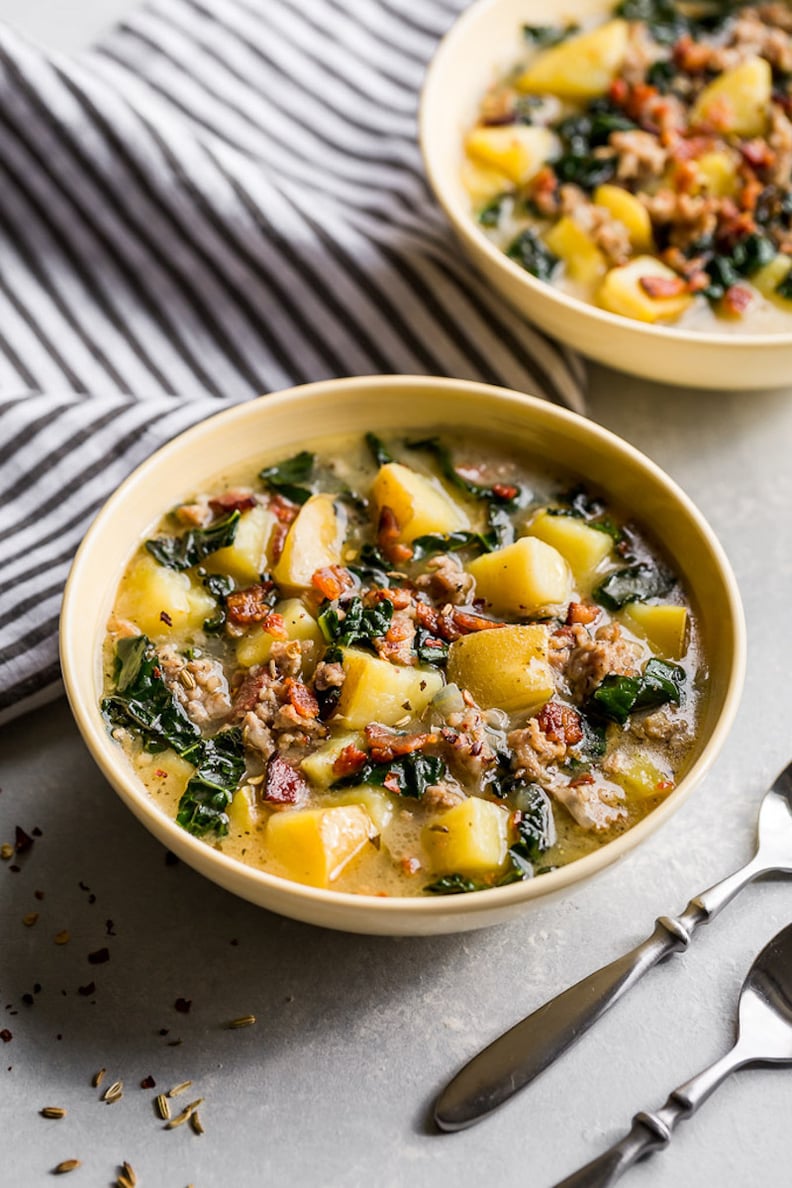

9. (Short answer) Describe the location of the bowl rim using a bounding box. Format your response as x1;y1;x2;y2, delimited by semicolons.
60;374;747;919
419;0;792;350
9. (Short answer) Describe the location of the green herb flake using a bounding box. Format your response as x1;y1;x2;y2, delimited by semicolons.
318;596;394;648
424;873;481;895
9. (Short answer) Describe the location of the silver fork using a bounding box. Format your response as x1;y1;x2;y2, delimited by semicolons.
434;760;792;1132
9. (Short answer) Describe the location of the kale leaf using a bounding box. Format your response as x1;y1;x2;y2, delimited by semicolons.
595;562;675;609
424;873;481;895
348;543;393;587
407;437;523;504
500;784;556;883
259;450;315;505
365;433;395;468
414;627;449;666
318;595;394;648
522;22;580;46
176;727;246;837
201;572;236;635
506;228;560;280
411;530;495;560
589;658;685;725
777;271;792;300
145;510;240;572
333;752;446;799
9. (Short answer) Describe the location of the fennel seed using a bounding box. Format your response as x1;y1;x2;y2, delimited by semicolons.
155;1094;171;1121
102;1080;123;1104
92;1068;106;1088
190;1110;205;1136
40;1106;66;1119
167;1080;192;1098
54;930;71;945
23;912;39;927
53;1160;81;1174
165;1098;203;1129
226;1014;256;1029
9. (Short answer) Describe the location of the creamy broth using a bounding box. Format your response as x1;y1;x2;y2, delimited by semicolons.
103;430;704;898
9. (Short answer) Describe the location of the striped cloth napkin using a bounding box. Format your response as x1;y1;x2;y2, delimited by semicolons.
0;0;586;724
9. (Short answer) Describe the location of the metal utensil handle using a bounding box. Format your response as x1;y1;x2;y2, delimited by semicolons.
434;856;764;1132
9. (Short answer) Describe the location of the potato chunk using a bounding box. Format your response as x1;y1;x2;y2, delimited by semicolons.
622;603;688;660
526;509;612;585
691;151;738;198
446;625;554;714
272;494;345;594
597;257;692;323
754;255;792;306
227;786;258;833
204;504;276;586
423;797;510;877
467;536;571;615
370;462;469;543
335;648;443;729
465;125;559;186
544;216;606;286
607;753;673;801
116;554;215;638
462;158;512;204
300;731;365;787
691;57;771;138
266;805;376;887
236;598;324;669
516;20;629;100
593;184;653;251
327;786;395;832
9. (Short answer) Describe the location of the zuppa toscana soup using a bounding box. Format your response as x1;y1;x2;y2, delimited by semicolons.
102;432;704;897
464;0;792;331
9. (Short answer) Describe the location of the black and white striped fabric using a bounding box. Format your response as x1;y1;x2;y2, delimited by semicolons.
0;0;586;724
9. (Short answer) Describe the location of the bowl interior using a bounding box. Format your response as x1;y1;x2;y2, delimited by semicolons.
60;377;745;932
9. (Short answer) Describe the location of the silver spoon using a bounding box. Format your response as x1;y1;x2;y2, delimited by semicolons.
554;920;792;1187
435;760;792;1132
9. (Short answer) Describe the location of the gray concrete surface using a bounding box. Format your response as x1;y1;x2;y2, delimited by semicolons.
3;368;792;1188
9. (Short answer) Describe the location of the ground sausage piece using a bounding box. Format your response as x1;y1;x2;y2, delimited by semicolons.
415;554;476;606
564;622;642;702
159;645;231;728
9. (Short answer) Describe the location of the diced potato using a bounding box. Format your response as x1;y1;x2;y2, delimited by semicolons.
754;255;792;305
300;731;365;788
597;256;693;324
327;786;395;832
544;216;606;286
228;786;257;833
236;598;324;668
266;805;376;888
272;494;346;594
204;504;276;586
465;125;559;186
516;20;629;100
446;625;554;714
461;157;512;205
526;508;613;585
593;184;653;251
335;648;443;729
622;603;688;660
369;461;469;543
607;753;674;801
144;748;194;793
116;554;215;638
691;57;771;138
423;796;510;877
691;151;738;198
467;536;571;615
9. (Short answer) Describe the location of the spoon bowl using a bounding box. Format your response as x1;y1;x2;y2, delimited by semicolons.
737;924;792;1064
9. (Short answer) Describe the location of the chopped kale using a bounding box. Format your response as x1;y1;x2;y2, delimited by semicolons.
646;58;676;92
348;543;393;587
365;433;394;468
522;22;580;46
496;784;556;882
425;873;481;895
589;658;685;725
318;595;393;648
201;572;236;635
614;0;688;43
506;228;560;280
411;530;495;560
547;499;623;545
314;644;344;719
777;270;792;300
176;728;245;837
259;450;315;505
595;562;675;609
145;510;240;572
478;193;511;227
407;436;523;505
730;233;775;277
414;627;449;666
551;103;636;192
487;501;516;548
334;752;446;799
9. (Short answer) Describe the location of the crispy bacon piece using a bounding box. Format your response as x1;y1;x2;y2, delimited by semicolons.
283;678;320;720
639;275;687;299
537;702;584;747
686;270;711;294
208;490;257;516
311;565;353;601
609;78;628;105
414;600;505;642
400;856;421;876
231;668;269;718
263;753;310;806
668;135;715;163
269;493;299;524
672;34;712;74
377;506;414;565
566;602;599;626
722;284;753;316
491;482;519;501
226;582;277;626
364;723;438;763
741;140;776;171
383;771;402;794
364;586;413;610
569;771;595;788
332;744;369;778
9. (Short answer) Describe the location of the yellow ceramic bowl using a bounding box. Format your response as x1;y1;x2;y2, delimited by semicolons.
60;376;745;935
420;0;792;390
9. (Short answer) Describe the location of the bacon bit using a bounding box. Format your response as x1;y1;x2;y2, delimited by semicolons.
552;624;576;646
639;275;687;299
269;493;299;524
263;754;310;806
383;771;402;794
208;490;257;516
569;772;595;787
261;611;288;640
270;522;289;563
668;134;714;163
415;602;441;635
283;678;319;720
226;582;277;626
722;284;753;316
566;602;598;626
717;207;757;248
672;159;700;194
365;586;413;610
332;744;369;778
449;609;506;636
740;140;776;171
400;856;421;876
686;270;711;294
609;78;628;105
365;723;438;763
672;34;712;74
739;168;764;214
537;702;584;747
657;778;674;792
231;668;269;717
378;615;417;666
491;482;519;501
377;506;414;565
415;601;505;641
311;566;353;601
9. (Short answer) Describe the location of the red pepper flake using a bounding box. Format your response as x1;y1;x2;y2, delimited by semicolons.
569;772;596;787
14;827;33;854
154;769;168;779
87;948;110;965
383;771;402;795
159;611;173;627
332;744;369;779
269;492;300;524
174;997;192;1014
140;1075;156;1090
657;779;674;792
0;1030;11;1043
283;678;320;720
609;77;628;105
639;275;687;299
491;482;519;501
400;856;421;876
77;983;96;997
740;140;776;171
262;754;310;807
